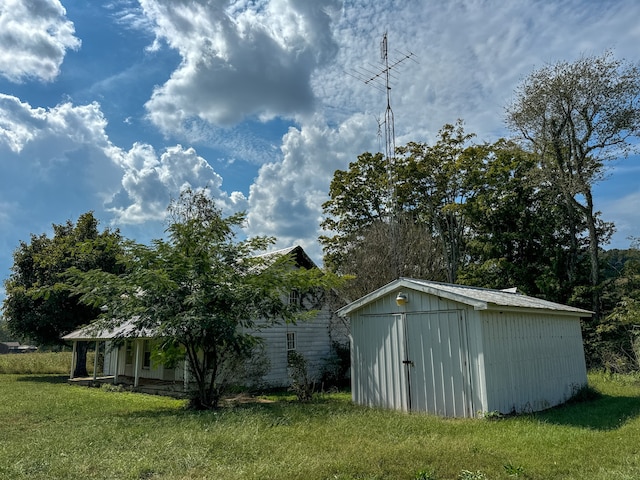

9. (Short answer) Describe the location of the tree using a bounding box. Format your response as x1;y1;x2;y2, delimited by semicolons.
67;188;341;409
320;151;446;300
397;121;483;282
506;51;640;316
2;213;123;376
459;139;591;303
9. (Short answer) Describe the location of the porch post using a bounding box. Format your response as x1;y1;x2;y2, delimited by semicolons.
183;356;189;392
93;340;99;381
113;343;120;384
70;341;77;379
134;339;141;387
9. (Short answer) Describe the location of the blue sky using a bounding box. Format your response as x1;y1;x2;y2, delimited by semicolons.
1;0;640;301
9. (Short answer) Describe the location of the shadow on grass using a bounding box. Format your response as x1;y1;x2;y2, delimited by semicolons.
111;392;352;425
15;374;69;384
535;394;640;430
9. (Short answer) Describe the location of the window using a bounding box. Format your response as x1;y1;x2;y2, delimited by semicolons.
142;340;151;369
289;289;300;306
125;341;133;365
286;332;296;351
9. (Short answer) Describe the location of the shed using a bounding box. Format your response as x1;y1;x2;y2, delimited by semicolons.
337;278;591;417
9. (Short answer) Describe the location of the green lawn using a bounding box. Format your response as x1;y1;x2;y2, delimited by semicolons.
0;371;639;479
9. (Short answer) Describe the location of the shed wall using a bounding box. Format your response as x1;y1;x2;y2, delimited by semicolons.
350;290;481;415
480;310;587;414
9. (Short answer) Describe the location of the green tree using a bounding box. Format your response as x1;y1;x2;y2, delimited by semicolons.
397;121;482;283
68;189;341;409
506;51;640;317
459;139;592;303
320;151;446;300
595;240;640;371
2;212;123;376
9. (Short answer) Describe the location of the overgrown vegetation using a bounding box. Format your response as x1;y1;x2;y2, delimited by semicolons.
0;351;96;375
1;371;639;479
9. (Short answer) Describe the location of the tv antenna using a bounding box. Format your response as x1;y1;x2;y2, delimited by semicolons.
349;32;417;278
350;32;417;167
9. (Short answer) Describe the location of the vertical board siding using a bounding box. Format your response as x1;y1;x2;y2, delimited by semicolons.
349;287;587;417
481;311;587;414
351;314;407;410
406;310;472;417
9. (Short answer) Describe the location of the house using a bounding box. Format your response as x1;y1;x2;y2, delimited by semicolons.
338;278;591;417
62;246;347;394
0;342;38;354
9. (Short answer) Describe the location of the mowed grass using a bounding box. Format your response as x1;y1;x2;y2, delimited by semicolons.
1;370;640;479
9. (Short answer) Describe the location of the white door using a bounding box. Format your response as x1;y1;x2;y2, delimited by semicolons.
404;310;472;417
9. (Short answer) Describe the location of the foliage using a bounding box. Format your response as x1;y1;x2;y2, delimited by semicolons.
458;471;488;480
506;51;640;316
594;242;640;371
414;468;436;480
67;188;342;409
320;341;351;388
287;350;315;401
0;351;96;374
0;316;12;342
503;463;524;477
2;372;640;479
2;212;123;377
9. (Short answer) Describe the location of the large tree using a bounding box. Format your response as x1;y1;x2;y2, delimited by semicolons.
68;189;341;409
397;121;483;283
320;151;446;300
2;212;123;376
506;51;640;316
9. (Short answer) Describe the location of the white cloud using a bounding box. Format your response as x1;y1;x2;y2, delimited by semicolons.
140;0;341;134
0;0;80;83
106;142;247;223
246;113;373;263
0;94;243;234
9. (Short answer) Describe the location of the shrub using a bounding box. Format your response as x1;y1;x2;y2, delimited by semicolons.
287;350;314;401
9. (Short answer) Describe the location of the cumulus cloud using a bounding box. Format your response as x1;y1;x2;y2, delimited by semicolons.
106;142;247;223
246;113;373;262
0;94;242;234
140;0;341;134
0;0;80;83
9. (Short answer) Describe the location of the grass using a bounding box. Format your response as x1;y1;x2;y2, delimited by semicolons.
0;351;97;374
0;369;639;479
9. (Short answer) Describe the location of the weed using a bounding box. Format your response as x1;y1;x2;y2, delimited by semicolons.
458;470;487;480
414;468;436;479
503;463;524;477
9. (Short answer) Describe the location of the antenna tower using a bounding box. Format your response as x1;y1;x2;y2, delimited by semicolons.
351;32;416;169
350;32;416;276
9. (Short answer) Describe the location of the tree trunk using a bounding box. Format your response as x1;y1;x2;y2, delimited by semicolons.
73;341;89;377
584;189;601;319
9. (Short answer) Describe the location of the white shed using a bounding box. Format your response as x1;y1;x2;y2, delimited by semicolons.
338;278;591;417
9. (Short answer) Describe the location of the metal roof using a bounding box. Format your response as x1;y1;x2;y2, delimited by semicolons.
62;318;156;341
337;278;593;317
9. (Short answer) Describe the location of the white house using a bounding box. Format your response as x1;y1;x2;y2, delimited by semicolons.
338;278;591;417
63;246;347;394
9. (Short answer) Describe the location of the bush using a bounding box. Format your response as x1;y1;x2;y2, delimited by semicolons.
287;350;315;401
320;341;350;388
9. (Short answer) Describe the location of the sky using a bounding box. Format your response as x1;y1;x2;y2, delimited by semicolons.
1;0;640;301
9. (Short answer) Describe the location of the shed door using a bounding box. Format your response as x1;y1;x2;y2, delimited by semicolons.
405;310;472;417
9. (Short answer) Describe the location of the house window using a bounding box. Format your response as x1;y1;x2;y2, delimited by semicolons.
142;340;151;369
289;289;300;306
286;332;296;351
125;341;133;365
